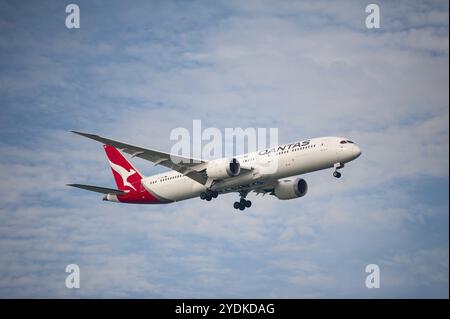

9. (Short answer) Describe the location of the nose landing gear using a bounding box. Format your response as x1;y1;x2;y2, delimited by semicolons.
333;162;344;178
333;171;342;178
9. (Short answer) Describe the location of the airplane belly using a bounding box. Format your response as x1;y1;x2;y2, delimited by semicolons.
145;179;205;202
212;171;260;191
295;151;335;174
274;150;335;178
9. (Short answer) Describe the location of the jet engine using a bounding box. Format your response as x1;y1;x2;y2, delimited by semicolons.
206;158;241;179
273;178;308;200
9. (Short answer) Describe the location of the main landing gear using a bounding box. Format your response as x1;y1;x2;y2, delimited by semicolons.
333;162;344;178
200;189;252;211
200;190;219;201
233;198;252;211
233;191;251;211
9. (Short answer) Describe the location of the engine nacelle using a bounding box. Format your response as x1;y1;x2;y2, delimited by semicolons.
274;178;308;200
103;194;119;202
206;158;241;179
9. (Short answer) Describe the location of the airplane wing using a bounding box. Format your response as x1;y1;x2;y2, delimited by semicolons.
67;184;126;195
71;131;208;185
252;180;278;196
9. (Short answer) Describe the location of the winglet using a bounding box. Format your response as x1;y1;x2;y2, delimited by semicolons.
71;131;100;139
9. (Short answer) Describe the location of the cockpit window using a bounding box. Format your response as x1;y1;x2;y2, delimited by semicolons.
346;140;354;144
340;140;347;144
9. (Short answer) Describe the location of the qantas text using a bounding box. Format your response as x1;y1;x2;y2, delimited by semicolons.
258;140;310;155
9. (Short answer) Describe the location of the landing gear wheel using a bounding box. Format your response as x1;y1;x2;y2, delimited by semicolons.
201;190;218;200
234;191;251;211
333;171;342;178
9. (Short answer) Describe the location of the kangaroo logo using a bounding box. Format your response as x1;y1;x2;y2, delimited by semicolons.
108;160;138;190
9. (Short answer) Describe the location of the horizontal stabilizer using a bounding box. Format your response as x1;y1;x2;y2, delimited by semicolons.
67;184;126;195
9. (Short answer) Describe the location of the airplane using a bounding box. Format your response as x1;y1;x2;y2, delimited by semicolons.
68;131;361;211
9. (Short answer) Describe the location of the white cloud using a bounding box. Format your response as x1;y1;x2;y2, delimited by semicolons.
0;0;448;298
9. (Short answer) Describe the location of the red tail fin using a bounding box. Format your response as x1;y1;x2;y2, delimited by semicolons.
103;145;143;191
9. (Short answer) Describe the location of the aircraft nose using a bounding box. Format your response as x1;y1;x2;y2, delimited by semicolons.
353;145;362;158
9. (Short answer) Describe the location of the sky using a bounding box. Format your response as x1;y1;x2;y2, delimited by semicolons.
0;0;448;298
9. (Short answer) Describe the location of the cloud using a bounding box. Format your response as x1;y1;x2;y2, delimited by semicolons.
0;0;448;298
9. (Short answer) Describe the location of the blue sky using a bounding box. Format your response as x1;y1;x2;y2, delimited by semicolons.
0;0;448;298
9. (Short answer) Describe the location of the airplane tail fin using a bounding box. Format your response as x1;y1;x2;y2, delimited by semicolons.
103;145;144;191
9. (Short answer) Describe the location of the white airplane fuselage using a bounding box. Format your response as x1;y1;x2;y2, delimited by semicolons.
139;136;361;203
